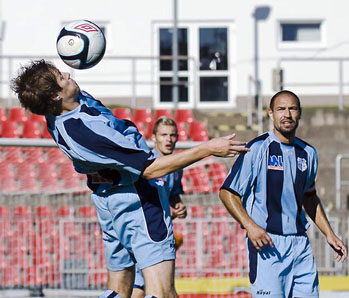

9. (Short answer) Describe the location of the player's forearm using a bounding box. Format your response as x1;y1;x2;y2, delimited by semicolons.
142;143;211;179
304;194;335;238
219;189;256;230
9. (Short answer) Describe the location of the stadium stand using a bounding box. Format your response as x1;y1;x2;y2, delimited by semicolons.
112;107;132;120
8;107;28;123
1;120;21;138
133;108;152;124
154;108;173;119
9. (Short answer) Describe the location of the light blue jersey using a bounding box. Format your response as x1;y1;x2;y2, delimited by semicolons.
222;130;317;235
46;91;176;271
222;130;319;297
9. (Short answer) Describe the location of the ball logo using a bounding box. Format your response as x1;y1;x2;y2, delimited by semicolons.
73;23;98;33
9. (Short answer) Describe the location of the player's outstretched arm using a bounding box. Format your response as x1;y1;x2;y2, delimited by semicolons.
142;133;249;179
219;189;273;251
303;193;348;262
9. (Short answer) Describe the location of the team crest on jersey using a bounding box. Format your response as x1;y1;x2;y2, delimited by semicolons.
268;155;283;171
297;157;307;172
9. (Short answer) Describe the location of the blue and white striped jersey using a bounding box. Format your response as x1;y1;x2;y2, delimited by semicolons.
221;130;318;235
151;149;183;199
45;91;155;193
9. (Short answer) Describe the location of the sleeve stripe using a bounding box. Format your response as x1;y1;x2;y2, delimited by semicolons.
64;118;152;173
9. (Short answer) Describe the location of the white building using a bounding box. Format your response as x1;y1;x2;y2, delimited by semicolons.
1;0;349;109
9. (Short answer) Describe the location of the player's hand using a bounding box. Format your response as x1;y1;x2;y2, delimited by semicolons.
173;202;187;219
246;224;274;251
205;133;249;158
327;234;348;262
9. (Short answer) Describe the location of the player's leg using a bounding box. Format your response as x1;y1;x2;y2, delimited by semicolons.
107;266;135;297
142;260;176;298
131;265;145;298
91;193;136;297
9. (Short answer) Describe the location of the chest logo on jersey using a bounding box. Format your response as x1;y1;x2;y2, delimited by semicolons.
297;157;307;172
268;155;283;171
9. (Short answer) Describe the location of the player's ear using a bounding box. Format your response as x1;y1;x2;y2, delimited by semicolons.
267;107;273;120
52;94;61;102
151;134;156;142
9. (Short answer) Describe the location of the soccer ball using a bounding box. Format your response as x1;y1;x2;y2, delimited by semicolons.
56;20;106;70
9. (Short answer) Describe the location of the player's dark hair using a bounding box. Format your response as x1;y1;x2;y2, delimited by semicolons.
269;90;301;112
10;59;63;115
152;116;178;135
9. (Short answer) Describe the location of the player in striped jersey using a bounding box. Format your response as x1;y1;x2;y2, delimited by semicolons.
132;117;186;298
220;90;347;298
11;60;248;298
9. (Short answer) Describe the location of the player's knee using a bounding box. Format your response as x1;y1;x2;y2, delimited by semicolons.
99;290;122;298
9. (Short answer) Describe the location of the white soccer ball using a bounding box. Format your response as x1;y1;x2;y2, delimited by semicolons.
56;20;106;70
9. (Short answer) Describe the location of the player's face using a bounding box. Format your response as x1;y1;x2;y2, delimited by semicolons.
153;124;178;156
268;94;301;141
54;70;80;101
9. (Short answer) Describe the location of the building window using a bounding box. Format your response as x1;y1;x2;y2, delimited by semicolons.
160;77;188;102
200;77;228;102
281;23;321;42
199;28;228;70
159;28;188;71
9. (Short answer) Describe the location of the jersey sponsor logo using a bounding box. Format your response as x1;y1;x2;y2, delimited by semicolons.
268;155;283;171
297;157;307;172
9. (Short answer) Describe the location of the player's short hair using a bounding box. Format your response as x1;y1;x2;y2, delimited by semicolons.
10;59;63;115
269;90;301;111
152;116;178;135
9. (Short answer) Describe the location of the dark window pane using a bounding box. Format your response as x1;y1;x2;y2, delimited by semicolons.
200;77;228;102
159;28;188;71
282;23;320;42
160;77;188;102
200;28;228;71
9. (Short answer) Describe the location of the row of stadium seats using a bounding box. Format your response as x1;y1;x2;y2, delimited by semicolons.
0;204;247;288
0;107;209;141
0;205;231;219
0;148;227;194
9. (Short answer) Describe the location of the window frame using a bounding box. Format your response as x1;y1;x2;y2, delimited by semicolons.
152;20;237;109
277;19;326;50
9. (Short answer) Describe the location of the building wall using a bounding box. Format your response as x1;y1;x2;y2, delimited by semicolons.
1;0;349;108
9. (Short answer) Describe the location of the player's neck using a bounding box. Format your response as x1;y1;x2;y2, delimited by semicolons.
273;129;295;145
61;99;80;114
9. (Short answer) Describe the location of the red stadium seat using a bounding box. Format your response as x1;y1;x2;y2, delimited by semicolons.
22;121;42;138
46;147;68;164
3;147;23;163
175;109;194;124
38;162;60;191
0;175;17;192
210;205;229;218
35;206;53;218
207;162;228;193
189;206;206;218
13;205;32;217
23;147;45;163
28;113;46;124
77;205;97;218
56;205;74;218
177;121;189;141
1;120;21;138
133;108;152;124
188;165;211;193
0;161;16;177
16;162;39;191
8;107;28;122
42;125;52;139
154;109;173;120
112;107;132;120
0;107;7;122
189;121;209;141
